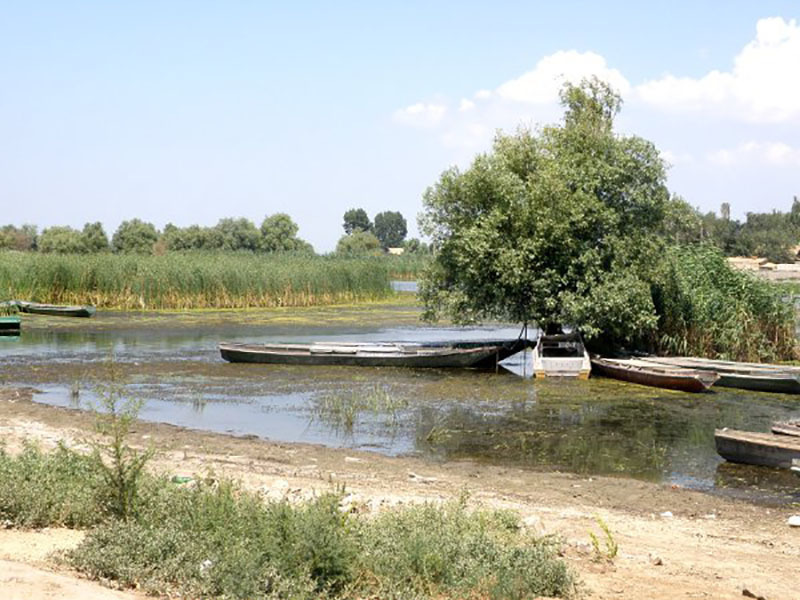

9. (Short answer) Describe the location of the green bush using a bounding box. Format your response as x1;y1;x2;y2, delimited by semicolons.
0;442;105;527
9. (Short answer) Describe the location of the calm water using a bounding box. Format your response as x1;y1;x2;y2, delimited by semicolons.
2;302;799;505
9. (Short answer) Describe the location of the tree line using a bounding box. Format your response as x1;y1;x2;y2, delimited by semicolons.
665;197;800;263
337;209;430;254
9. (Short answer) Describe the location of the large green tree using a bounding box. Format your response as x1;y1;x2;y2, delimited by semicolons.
335;230;382;255
419;78;670;344
343;208;372;234
373;211;407;248
38;226;86;253
112;219;159;254
260;213;313;253
82;222;110;252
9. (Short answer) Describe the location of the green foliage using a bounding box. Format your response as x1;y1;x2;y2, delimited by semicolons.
651;245;795;361
38;226;86;254
373;211;408;248
0;224;37;250
588;515;618;562
112;219;159;254
213;217;261;251
0;442;105;528
260;213;312;253
336;230;382;255
419;77;669;344
68;485;575;599
0;251;393;308
82;222;110;252
89;361;153;520
342;208;372;234
403;237;431;254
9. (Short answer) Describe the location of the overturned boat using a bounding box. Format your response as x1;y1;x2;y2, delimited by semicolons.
219;339;526;369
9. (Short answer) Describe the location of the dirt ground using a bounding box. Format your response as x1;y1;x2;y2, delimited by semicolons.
0;386;798;600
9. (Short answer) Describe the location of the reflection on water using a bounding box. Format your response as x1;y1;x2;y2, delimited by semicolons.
2;307;800;505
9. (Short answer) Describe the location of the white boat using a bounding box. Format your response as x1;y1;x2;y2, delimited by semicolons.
533;332;591;379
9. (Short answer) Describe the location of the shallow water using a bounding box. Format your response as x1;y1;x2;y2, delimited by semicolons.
2;301;799;505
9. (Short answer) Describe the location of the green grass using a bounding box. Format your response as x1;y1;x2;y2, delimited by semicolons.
0;442;576;599
0;251;397;309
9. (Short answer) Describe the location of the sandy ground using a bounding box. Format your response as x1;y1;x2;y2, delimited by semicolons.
0;386;798;600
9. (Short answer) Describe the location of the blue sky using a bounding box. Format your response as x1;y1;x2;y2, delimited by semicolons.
1;2;799;251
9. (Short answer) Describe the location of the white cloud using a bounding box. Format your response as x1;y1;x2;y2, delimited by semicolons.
707;141;800;166
392;102;447;128
660;149;694;166
459;98;476;112
637;17;800;122
496;50;630;103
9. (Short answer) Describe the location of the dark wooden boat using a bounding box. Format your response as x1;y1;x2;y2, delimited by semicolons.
533;332;591;379
15;301;96;318
0;316;21;335
771;420;800;437
639;356;800;394
715;428;800;469
219;341;504;368
590;356;718;393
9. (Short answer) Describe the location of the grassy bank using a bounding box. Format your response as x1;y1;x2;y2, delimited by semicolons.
0;443;575;599
0;252;401;309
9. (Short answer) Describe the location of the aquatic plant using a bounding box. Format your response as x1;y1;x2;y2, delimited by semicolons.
0;251;396;309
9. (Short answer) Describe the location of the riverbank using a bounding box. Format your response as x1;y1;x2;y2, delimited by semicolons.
1;387;797;599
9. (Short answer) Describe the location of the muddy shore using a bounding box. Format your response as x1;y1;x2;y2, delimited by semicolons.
0;386;798;599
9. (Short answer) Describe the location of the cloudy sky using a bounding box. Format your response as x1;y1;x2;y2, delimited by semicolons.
1;2;799;251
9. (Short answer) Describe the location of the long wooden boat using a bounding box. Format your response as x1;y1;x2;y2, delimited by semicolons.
639;356;800;394
533;332;591;379
0;316;21;335
14;301;96;318
771;420;800;437
715;428;800;469
590;356;718;393
219;341;504;368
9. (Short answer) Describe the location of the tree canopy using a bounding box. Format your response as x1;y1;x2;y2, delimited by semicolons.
112;219;159;254
336;230;382;255
260;213;312;253
373;211;407;248
419;78;670;343
343;208;372;234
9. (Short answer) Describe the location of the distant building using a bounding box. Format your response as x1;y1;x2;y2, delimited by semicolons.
387;247;405;255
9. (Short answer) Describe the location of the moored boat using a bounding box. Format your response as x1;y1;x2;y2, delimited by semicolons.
714;428;800;469
219;341;504;368
590;356;718;392
771;420;800;437
533;332;591;379
15;301;96;318
639;356;800;394
0;316;21;336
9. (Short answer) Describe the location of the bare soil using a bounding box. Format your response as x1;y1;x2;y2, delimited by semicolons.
0;386;797;600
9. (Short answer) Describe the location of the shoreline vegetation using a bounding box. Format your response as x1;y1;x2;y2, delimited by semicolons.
0;251;428;310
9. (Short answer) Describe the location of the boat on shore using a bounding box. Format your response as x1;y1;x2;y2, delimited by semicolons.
590;356;718;393
771;420;800;437
219;340;514;369
0;316;21;336
638;356;800;394
2;300;96;318
714;428;800;469
533;332;591;379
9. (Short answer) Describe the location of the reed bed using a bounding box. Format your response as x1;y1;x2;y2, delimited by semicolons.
0;252;394;309
384;254;430;280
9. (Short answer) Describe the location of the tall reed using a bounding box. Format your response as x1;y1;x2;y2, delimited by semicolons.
0;251;394;309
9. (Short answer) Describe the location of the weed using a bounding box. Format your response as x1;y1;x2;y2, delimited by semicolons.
588;514;618;562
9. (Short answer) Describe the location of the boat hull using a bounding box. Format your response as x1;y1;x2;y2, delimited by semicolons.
771;421;800;437
715;428;800;469
16;301;96;318
0;316;21;336
590;357;717;393
533;333;591;378
219;342;501;369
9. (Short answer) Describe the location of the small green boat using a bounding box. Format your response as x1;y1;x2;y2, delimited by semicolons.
11;300;96;318
0;316;21;335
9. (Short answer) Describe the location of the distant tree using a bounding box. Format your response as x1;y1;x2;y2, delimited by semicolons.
0;224;37;251
373;211;407;248
343;208;372;234
112;219;159;254
740;211;797;263
720;202;731;221
335;230;382;255
660;196;703;245
213;218;261;251
82;222;110;252
39;226;86;254
260;213;313;253
403;238;431;254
